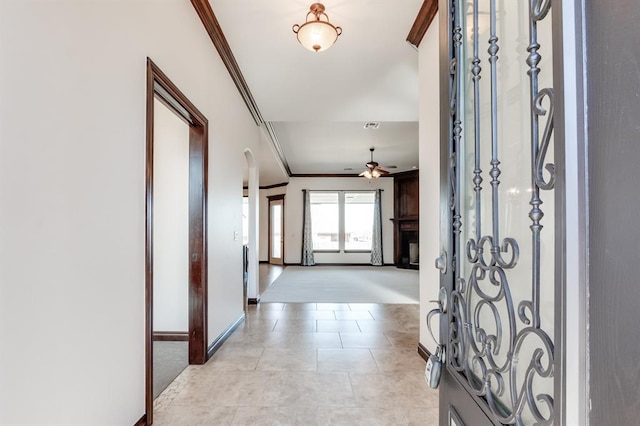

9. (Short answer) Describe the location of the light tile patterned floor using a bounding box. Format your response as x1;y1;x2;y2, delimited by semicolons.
153;303;439;425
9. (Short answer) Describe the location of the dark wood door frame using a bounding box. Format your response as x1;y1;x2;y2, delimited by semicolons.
267;194;285;265
145;58;209;424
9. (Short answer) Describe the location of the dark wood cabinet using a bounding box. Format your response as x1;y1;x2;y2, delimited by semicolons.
391;170;419;269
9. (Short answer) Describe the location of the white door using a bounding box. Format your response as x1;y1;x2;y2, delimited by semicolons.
269;197;284;265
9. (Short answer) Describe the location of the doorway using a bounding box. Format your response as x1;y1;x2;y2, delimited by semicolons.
152;97;189;399
145;59;209;424
268;195;285;265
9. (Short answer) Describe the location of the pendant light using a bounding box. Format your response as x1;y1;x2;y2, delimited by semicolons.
292;3;342;53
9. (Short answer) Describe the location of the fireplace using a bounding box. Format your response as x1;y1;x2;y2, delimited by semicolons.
392;170;419;270
392;219;419;269
409;242;419;265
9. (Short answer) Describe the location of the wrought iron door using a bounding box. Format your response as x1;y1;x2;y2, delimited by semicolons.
438;0;557;424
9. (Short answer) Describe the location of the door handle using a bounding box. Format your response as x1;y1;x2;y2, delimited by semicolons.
435;251;447;274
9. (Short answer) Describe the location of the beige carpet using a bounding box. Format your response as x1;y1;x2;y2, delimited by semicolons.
259;265;419;304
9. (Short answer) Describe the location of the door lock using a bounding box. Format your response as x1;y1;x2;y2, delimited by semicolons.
435;251;447;274
425;287;448;389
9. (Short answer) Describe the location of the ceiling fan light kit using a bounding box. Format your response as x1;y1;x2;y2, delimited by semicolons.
359;147;389;179
292;3;342;53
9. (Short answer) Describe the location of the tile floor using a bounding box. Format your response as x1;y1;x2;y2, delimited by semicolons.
153;302;439;425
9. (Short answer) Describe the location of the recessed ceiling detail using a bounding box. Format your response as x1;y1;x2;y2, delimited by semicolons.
208;0;423;181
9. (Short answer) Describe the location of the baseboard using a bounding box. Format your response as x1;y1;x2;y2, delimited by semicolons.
133;413;147;426
259;260;269;264
316;263;365;266
153;331;189;341
248;297;260;305
206;312;246;360
418;342;432;362
292;263;395;267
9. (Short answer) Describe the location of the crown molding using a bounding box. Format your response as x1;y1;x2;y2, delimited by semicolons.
191;0;263;125
262;122;292;176
260;182;289;190
191;0;293;178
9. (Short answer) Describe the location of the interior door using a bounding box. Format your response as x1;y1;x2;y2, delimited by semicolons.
438;0;557;424
269;196;284;265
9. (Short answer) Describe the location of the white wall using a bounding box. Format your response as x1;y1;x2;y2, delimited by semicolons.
418;15;441;353
153;99;189;332
283;177;394;265
0;1;258;423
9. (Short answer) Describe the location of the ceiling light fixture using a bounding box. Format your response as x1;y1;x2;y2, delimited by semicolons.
359;148;389;179
292;3;342;53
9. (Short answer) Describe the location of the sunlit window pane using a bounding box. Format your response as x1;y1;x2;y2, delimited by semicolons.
271;204;282;258
310;192;339;251
344;192;375;251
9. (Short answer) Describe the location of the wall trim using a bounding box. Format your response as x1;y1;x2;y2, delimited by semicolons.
133;414;147;426
190;0;293;177
392;169;420;178
260;182;289;190
290;173;394;178
207;313;246;359
418;342;432;362
153;331;189;341
266;194;286;201
284;262;395;267
190;0;262;125
248;297;260;305
406;0;438;48
263;122;292;176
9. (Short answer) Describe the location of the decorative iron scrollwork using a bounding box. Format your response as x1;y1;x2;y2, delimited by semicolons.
534;88;555;190
445;0;556;423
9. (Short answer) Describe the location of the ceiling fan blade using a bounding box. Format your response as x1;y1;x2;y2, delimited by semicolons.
377;168;390;175
382;165;398;169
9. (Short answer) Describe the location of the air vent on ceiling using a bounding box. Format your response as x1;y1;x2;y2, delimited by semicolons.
363;122;380;129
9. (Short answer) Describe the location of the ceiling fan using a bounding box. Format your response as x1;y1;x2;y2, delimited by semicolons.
358;147;395;179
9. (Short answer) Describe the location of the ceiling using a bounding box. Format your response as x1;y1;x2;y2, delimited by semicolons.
211;0;422;185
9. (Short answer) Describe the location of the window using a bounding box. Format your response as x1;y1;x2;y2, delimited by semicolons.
310;191;375;252
344;192;375;251
310;192;339;251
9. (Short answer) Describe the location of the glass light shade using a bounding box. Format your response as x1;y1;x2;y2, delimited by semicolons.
371;169;381;178
295;21;339;52
362;170;373;179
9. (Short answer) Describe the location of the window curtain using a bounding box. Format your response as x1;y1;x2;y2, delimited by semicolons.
301;189;315;266
370;189;383;266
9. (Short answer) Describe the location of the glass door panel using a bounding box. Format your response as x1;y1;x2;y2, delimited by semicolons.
269;198;284;265
442;0;557;423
